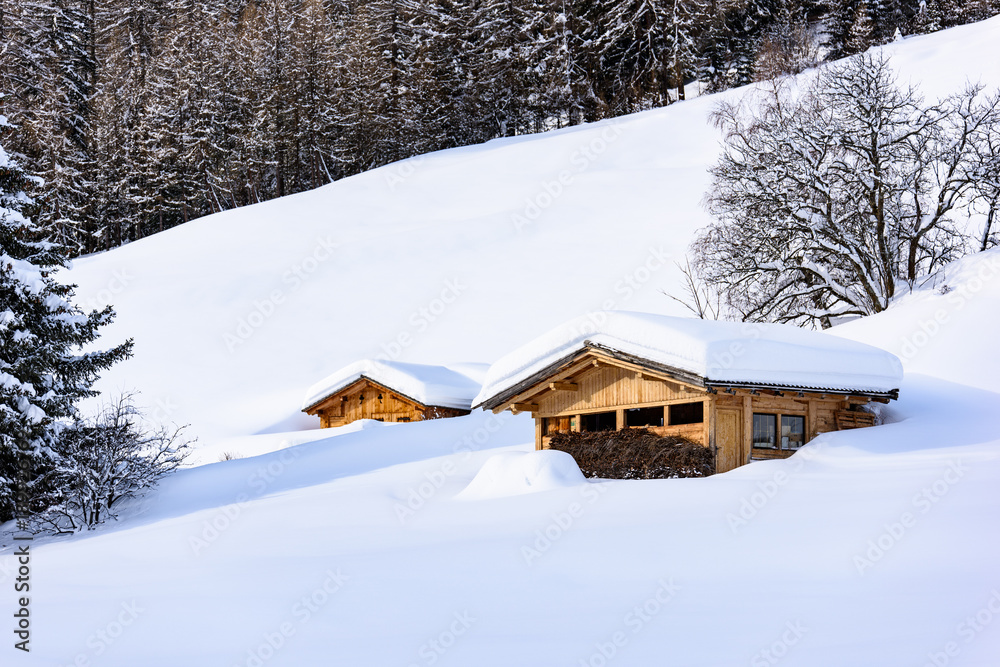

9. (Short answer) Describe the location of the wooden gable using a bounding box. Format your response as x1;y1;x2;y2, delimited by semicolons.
492;349;707;416
305;377;468;428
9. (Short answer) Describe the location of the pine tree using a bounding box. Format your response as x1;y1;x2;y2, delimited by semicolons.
467;0;534;138
0;121;132;523
844;0;874;55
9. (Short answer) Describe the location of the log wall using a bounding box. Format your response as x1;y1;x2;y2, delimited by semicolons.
309;378;468;428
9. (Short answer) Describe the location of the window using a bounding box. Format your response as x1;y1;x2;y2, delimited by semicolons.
781;415;805;449
669;401;704;425
753;413;777;448
581;411;617;432
626;407;664;428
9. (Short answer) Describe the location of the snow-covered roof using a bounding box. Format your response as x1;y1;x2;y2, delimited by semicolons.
474;311;903;408
303;359;486;412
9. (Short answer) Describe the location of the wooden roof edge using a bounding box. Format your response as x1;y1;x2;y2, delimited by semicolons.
302;375;433;414
704;381;899;401
475;343;710;412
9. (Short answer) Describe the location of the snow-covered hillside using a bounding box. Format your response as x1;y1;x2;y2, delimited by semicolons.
3;16;998;667
4;220;999;666
64;15;1000;442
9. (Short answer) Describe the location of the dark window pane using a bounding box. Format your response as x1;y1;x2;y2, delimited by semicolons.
626;407;664;427
581;411;617;432
668;402;704;425
753;413;777;448
781;415;805;450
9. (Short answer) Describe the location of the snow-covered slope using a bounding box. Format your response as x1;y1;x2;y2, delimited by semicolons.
831;248;1000;393
4;239;998;666
64;15;1000;441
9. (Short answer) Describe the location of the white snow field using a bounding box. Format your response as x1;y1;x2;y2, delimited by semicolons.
1;16;999;667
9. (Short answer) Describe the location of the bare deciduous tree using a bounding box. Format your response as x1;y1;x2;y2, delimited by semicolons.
31;394;192;533
694;53;1000;327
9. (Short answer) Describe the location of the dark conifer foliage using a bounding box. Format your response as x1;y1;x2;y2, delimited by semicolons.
0;120;132;522
1;0;996;254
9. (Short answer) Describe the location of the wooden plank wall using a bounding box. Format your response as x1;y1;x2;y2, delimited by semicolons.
312;379;469;427
536;363;704;416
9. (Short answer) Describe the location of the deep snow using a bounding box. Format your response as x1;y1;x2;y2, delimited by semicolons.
1;15;999;667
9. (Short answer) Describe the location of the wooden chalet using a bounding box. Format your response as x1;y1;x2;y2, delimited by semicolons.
474;313;902;473
302;359;484;428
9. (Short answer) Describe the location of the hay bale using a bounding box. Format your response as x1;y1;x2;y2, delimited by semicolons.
547;428;714;479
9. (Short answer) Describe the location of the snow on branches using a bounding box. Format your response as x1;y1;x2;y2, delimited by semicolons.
694;53;1000;327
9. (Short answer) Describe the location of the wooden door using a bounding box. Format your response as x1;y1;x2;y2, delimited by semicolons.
715;408;743;473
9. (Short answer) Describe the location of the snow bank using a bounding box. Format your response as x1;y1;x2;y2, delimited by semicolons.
475;311;904;406
832;248;1000;392
456;450;586;500
303;359;486;410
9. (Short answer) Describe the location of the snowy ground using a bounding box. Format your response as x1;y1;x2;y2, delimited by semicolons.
2;16;1000;667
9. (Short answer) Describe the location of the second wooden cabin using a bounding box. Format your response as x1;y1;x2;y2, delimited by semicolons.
302;359;485;428
473;312;902;472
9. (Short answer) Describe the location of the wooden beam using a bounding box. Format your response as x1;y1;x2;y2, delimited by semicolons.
742;395;753;465
549;381;579;391
512;402;539;413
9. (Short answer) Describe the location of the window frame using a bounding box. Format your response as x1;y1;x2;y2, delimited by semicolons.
752;411;809;453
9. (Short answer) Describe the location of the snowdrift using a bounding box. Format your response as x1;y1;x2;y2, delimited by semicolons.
456;450;586;500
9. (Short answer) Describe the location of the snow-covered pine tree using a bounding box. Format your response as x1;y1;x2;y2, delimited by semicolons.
0;120;132;524
2;0;99;254
843;0;875;55
286;0;342;191
520;0;601;128
596;0;704;109
467;0;534;138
